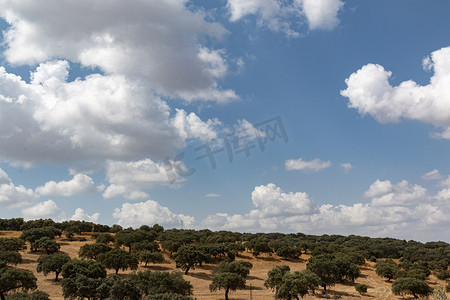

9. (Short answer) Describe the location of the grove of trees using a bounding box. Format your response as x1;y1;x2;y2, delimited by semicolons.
0;218;447;299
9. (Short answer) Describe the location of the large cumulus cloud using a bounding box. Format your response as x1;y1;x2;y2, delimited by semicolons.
341;47;450;139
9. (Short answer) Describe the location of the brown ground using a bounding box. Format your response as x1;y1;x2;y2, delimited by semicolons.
2;231;449;300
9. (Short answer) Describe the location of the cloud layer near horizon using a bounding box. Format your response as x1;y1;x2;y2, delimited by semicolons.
202;181;450;241
2;164;449;242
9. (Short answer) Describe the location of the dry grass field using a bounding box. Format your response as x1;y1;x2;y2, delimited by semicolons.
2;231;449;300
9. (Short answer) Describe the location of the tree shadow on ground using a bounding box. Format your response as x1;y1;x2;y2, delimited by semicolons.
142;265;171;271
254;256;277;262
188;271;212;280
198;264;216;271
20;258;36;264
245;285;264;291
312;290;358;299
279;257;306;263
42;278;62;285
247;275;263;281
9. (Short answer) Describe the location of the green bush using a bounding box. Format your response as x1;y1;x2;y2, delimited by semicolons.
355;283;368;294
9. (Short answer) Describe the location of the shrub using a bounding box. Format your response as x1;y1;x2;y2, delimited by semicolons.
355;283;368;294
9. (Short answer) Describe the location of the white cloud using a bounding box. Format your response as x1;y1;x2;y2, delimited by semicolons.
70;208;100;223
435;188;450;203
0;62;175;165
202;180;449;241
197;47;229;79
340;162;353;173
112;199;195;229
203;183;317;231
233;119;267;139
0;168;36;208
0;183;36;208
205;193;222;198
0;168;11;184
421;169;443;181
437;175;450;188
36;174;104;196
0;61;224;166
300;0;344;30
251;183;317;217
203;212;260;232
227;0;279;22
102;158;190;199
285;158;331;172
422;56;433;72
103;112;248;198
364;179;393;198
368;180;429;207
341;47;450;139
226;0;344;36
106;118;268;198
21;200;65;220
0;0;236;102
172;109;222;142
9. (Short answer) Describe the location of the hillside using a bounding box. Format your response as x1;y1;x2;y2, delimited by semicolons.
2;230;449;300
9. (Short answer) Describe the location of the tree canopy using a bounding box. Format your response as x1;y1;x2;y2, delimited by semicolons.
129;271;193;297
216;260;253;279
276;270;321;300
97;249;138;274
174;245;207;275
115;230;157;253
61;259;106;279
31;237;60;254
265;266;320;299
209;272;245;300
20;228;58;246
138;251;164;267
0;252;21;266
79;243;112;260
391;277;433;299
0;239;25;252
375;259;399;282
264;265;291;294
5;291;50;300
36;253;70;281
0;268;37;300
306;254;360;293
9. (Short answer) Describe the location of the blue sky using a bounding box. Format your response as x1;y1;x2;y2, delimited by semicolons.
0;0;449;242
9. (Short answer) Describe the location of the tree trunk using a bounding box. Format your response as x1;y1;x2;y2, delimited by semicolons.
184;266;190;275
412;292;418;299
225;287;229;300
323;285;327;294
55;271;59;281
1;292;5;300
115;268;119;274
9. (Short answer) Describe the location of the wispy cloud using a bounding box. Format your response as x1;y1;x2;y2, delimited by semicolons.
205;193;222;198
285;158;331;172
340;162;353;174
421;169;443;181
